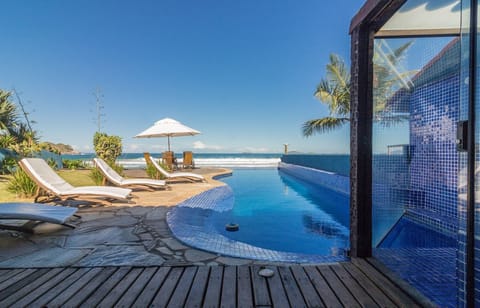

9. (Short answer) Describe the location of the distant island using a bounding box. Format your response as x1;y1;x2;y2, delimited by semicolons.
41;142;79;154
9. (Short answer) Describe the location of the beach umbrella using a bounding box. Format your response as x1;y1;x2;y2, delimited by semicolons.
134;118;200;151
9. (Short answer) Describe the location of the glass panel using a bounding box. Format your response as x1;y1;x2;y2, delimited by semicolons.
372;33;460;307
456;1;470;306
473;0;480;306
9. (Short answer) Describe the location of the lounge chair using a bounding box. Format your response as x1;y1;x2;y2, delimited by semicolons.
0;202;78;233
147;155;205;182
182;151;195;169
19;158;133;205
93;158;167;191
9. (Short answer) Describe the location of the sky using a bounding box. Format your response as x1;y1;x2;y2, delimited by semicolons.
1;0;365;154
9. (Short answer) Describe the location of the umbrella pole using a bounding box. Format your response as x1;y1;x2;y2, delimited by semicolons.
168;136;171;152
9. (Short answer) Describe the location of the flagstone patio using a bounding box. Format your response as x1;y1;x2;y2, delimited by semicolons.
0;167;263;268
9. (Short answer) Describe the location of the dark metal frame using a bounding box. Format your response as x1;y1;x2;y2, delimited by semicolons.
466;0;477;305
349;0;475;305
349;0;406;258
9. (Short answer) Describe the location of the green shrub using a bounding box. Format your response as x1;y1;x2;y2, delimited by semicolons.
0;157;17;175
63;159;86;170
46;157;57;169
7;168;37;197
146;160;167;180
146;163;158;179
89;168;104;185
93;132;122;163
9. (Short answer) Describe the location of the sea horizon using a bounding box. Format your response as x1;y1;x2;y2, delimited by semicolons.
62;152;284;169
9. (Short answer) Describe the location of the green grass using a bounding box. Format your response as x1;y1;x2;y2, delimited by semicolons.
57;169;96;186
0;175;33;202
0;169;97;203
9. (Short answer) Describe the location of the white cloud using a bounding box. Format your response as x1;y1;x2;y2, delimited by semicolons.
126;144;140;151
193;141;223;150
238;146;270;153
151;144;166;150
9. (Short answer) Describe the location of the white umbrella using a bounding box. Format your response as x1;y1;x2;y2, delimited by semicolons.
134;118;200;151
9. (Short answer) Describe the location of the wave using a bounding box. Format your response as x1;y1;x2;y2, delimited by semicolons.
117;157;281;169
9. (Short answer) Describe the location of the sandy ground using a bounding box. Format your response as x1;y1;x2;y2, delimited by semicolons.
123;167;232;206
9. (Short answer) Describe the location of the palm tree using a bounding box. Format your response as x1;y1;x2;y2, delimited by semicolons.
0;90;18;134
302;54;350;137
303;41;414;137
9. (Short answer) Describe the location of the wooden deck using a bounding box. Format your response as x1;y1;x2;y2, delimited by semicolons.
0;258;433;307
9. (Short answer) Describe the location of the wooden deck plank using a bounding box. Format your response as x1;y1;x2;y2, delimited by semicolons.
352;258;420;307
10;268;76;308
0;268;37;293
0;268;49;301
303;266;341;307
116;267;158;307
220;266;237;308
250;266;271;307
80;267;131;307
150;266;184;308
184;266;210;308
0;269;26;284
133;267;171;307
265;267;290;308
167;266;198;308
342;262;396;307
0;261;426;308
277;266;307;307
367;257;437;308
318;266;360;308
290;266;324;308
97;267;143;308
0;268;63;307
330;263;377;307
62;267;117;307
237;266;253;308
47;267;103;307
203;265;224;308
27;268;91;307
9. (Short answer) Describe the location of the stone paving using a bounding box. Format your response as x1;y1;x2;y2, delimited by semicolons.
0;168;271;268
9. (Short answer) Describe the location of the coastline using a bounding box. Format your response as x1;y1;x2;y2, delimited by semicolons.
62;152;282;169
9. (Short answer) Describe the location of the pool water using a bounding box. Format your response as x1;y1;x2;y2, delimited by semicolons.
175;168;349;258
215;169;350;255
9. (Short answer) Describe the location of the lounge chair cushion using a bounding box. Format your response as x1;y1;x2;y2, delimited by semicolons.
148;156;205;181
0;203;77;225
19;158;132;201
93;158;166;188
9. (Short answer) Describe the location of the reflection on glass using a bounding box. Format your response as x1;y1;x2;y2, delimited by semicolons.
372;34;459;307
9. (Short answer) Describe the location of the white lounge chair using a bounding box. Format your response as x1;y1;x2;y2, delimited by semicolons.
19;158;133;205
147;155;205;182
0;202;78;233
93;158;168;191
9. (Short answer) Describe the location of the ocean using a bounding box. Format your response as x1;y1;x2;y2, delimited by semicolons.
61;153;282;169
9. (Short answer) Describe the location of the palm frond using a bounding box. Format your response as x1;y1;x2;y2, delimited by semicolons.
302;117;350;137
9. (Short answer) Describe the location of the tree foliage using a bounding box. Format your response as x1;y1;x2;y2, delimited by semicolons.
303;54;351;137
303;42;414;137
93;132;123;164
0;90;18;135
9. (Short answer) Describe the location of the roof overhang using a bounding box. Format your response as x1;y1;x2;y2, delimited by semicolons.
350;0;461;37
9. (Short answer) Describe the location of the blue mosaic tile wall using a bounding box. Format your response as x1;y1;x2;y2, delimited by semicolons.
280;154;350;176
278;162;349;195
371;154;410;245
372;37;460;307
409;75;459;220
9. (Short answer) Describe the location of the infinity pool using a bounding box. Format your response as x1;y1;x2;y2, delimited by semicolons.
167;168;350;262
